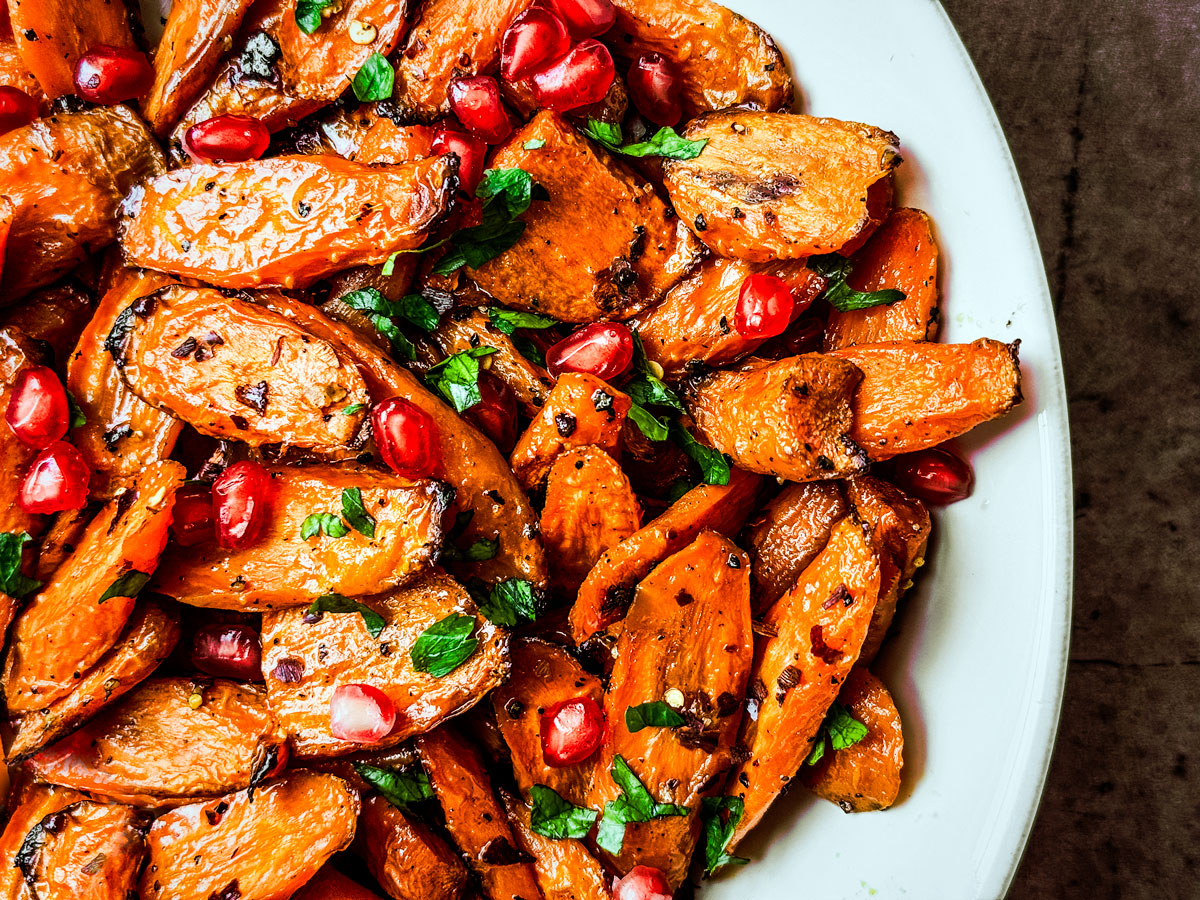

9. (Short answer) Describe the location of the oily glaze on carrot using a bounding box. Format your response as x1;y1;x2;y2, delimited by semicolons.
2;460;184;714
0;40;42;104
358;794;471;900
261;572;508;758
109;284;370;452
6;0;137;98
824;208;941;350
120;154;456;290
501;789;612;900
31;505;93;584
685;354;869;482
0;283;91;367
152;463;447;611
726;517;881;846
510;373;632;491
138;772;359;900
570;467;762;644
830;338;1023;460
0;106;164;300
29;677;287;806
293;867;389;900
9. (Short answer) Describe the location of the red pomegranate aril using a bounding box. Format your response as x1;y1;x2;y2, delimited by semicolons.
19;441;90;514
627;53;683;126
329;683;396;743
212;460;273;550
735;273;795;339
501;7;571;82
549;0;617;39
546;323;633;381
372;397;441;479
540;696;605;766
432;124;487;196
0;86;37;136
191;624;262;681
464;372;518;452
73;45;154;105
613;866;672;900
530;39;615;112
5;366;69;449
448;76;512;144
171;482;216;547
889;446;975;505
184;114;271;163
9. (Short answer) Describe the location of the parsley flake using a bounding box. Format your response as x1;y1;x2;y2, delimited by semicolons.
432;168;548;275
625;701;687;733
595;755;689;854
66;391;86;428
700;796;750;875
424;346;498;412
411;612;478;677
99;569;150;604
301;512;349;540
0;533;41;599
583;119;707;160
340;488;376;539
354;763;435;808
294;0;338;34
624;330;683;442
529;785;598;840
307;593;386;639
469;578;541;627
486;308;558;336
808;253;906;312
805;701;870;766
670;422;732;485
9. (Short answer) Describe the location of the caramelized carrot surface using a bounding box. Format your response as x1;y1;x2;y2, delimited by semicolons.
358;794;471;900
7;0;137;98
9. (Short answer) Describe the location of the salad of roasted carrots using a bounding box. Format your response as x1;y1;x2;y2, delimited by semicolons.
0;0;1023;896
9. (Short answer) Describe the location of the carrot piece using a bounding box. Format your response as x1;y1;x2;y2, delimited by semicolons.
356;119;438;165
569;468;762;644
0;783;87;895
0;195;12;291
32;505;92;584
0;283;92;367
153;463;447;611
2;460;185;714
261;572;509;758
0;326;47;539
830;338;1023;460
432;310;555;415
510;373;632;492
120;155;456;290
501;788;611;900
541;446;642;595
6;0;137;98
358;794;471;900
685;354;869;482
293;867;389;900
0;40;43;104
726;517;881;847
138;772;359;900
418;727;546;900
7;597;180;761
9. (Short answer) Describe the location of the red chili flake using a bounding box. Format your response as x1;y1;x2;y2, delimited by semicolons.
823;583;852;609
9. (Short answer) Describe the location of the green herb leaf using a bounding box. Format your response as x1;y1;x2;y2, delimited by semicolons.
529;784;598;840
99;569;150;604
381;250;401;277
626;403;670;442
340;288;416;359
623;330;683;442
583;119;707;160
0;533;41;599
340;487;376;539
432;168;547;275
513;335;546;367
461;538;499;562
294;0;337;34
471;578;540;627
476;167;542;217
805;701;869;765
343;403;366;416
700;796;749;875
66;391;86;428
352;52;394;102
396;294;441;332
670;422;731;486
523;138;547;150
411;612;478;677
595;755;689;854
666;480;692;503
354;763;435;808
486;308;558;336
808;253;906;312
424;346;498;412
308;593;387;639
301;512;349;540
625;701;687;733
582;119;623;150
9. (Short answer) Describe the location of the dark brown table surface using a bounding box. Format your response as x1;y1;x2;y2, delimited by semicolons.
939;2;1200;897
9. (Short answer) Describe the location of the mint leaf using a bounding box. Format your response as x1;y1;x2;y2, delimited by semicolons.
626;403;670;442
529;785;598;840
595;755;689;854
301;512;349;540
670;422;731;486
352;52;394;102
340;488;376;539
523;138;546;150
307;593;386;639
354;763;434;808
433;168;547;275
808;253;906;312
700;796;749;875
486;308;558;336
582;119;623;150
583;119;706;160
805;701;869;765
424;347;498;412
294;0;337;34
443;537;499;563
66;391;86;428
341;288;416;359
0;533;40;599
471;578;541;627
623;330;682;442
625;701;686;733
396;294;441;332
99;569;150;604
411;612;478;677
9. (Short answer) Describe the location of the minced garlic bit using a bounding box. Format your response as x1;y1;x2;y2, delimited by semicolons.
348;19;377;44
664;688;685;709
187;692;203;709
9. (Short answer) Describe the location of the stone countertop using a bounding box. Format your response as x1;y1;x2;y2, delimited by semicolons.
940;2;1200;897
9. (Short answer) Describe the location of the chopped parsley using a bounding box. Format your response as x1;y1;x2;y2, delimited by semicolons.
442;536;499;563
808;253;906;312
625;701;687;733
340;288;439;359
307;593;386;639
411;612;478;677
624;330;683;442
583;119;707;160
670;421;732;486
66;391;86;428
98;569;150;604
300;512;349;540
805;701;870;766
340;488;376;539
486;308;558;336
424;346;498;412
352;52;394;102
529;785;598;840
700;796;749;875
595;755;689;854
342;403;367;416
0;533;40;599
432;168;548;275
469;578;541;627
354;763;435;808
523;138;547;150
294;0;338;34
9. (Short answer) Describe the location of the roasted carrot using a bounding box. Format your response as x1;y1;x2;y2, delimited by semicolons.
6;0;137;98
0;282;92;368
432;310;555;415
356;118;438;165
0;39;42;104
358;794;471;900
501;789;611;900
293;867;389;900
31;505;93;584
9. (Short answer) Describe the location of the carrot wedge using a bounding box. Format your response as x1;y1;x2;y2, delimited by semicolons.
501;788;611;900
7;0;137;98
358;794;470;900
830;338;1023;460
725;517;881;847
0;282;91;365
570;468;762;644
294;867;389;900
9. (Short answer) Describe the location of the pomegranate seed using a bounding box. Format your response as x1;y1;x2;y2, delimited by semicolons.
5;366;69;449
735;273;795;339
627;53;683;126
464;372;518;452
501;8;571;82
548;0;617;39
191;624;262;680
73;45;153;105
371;397;441;479
19;441;90;514
431;124;487;196
0;86;37;136
889;446;975;505
540;697;605;766
184;114;271;163
613;866;672;900
212;460;273;549
330;683;396;743
530;39;615;112
448;76;512;145
171;482;216;547
546;323;634;381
